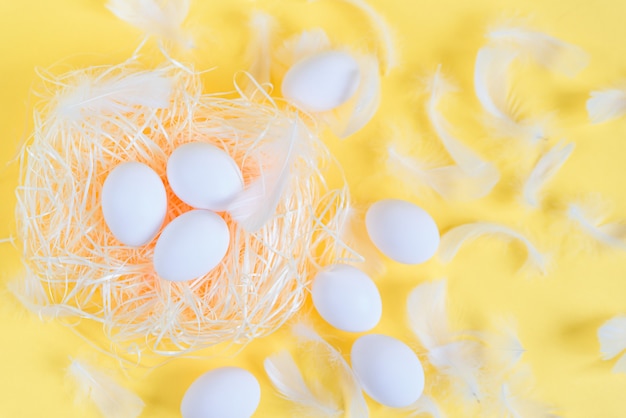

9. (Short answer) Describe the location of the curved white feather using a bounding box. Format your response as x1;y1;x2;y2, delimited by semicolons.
292;323;369;418
275;29;332;70
428;341;484;403
523;141;575;207
328;54;381;138
426;68;500;199
67;359;144;418
587;89;626;124
439;222;549;274
310;0;397;74
408;395;446;418
567;204;626;249
106;0;191;47
474;46;518;120
487;25;589;77
407;279;451;351
264;351;342;416
598;316;626;360
228;116;301;233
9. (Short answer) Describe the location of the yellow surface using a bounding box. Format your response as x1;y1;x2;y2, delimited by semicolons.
2;0;626;417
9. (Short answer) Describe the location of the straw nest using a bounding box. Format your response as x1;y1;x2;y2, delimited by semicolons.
13;59;354;360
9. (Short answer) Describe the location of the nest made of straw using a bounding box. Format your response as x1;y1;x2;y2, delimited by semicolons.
13;60;354;360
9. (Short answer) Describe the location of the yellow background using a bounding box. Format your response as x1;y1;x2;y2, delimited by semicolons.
2;0;626;417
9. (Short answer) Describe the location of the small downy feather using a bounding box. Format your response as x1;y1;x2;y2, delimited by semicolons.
439;222;549;275
407;395;446;418
54;70;173;122
247;11;275;87
274;29;332;70
567;202;626;249
8;273;74;318
310;0;397;74
497;367;557;418
428;341;484;403
407;279;451;351
106;0;192;47
522;140;575;208
425;68;500;200
292;323;369;418
487;23;589;77
598;316;626;374
228;116;301;233
67;358;144;418
587;88;626;124
264;351;342;417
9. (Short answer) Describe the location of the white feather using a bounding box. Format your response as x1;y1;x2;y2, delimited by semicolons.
487;24;589;77
471;321;526;370
106;0;192;47
474;46;548;144
587;88;626;124
598;316;626;361
8;273;75;318
407;279;451;351
247;11;275;87
425;68;500;199
310;0;397;74
327;54;381;138
498;367;558;418
567;203;626;249
54;70;173;122
67;359;144;418
292;323;369;418
264;351;342;416
428;341;484;403
522;141;575;208
407;395;446;418
228;116;301;233
439;222;549;274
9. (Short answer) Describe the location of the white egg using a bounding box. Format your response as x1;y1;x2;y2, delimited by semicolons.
153;210;230;282
180;367;261;418
167;142;243;211
281;50;361;112
312;264;382;332
351;334;425;408
365;199;440;264
101;162;167;247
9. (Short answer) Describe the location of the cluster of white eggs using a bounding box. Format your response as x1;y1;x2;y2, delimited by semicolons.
101;142;244;282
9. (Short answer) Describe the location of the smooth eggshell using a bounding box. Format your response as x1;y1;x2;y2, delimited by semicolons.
312;264;382;332
365;199;439;264
181;367;261;418
167;142;243;211
281;50;361;112
101;162;167;247
153;210;230;282
351;334;425;408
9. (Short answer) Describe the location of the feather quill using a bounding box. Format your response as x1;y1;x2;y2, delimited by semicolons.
292;323;369;418
522;141;575;208
487;24;589;77
567;203;626;249
228;116;301;233
264;351;342;416
425;68;500;199
54;70;173;122
598;316;626;372
67;359;144;418
439;222;549;274
587;88;626;124
106;0;192;47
